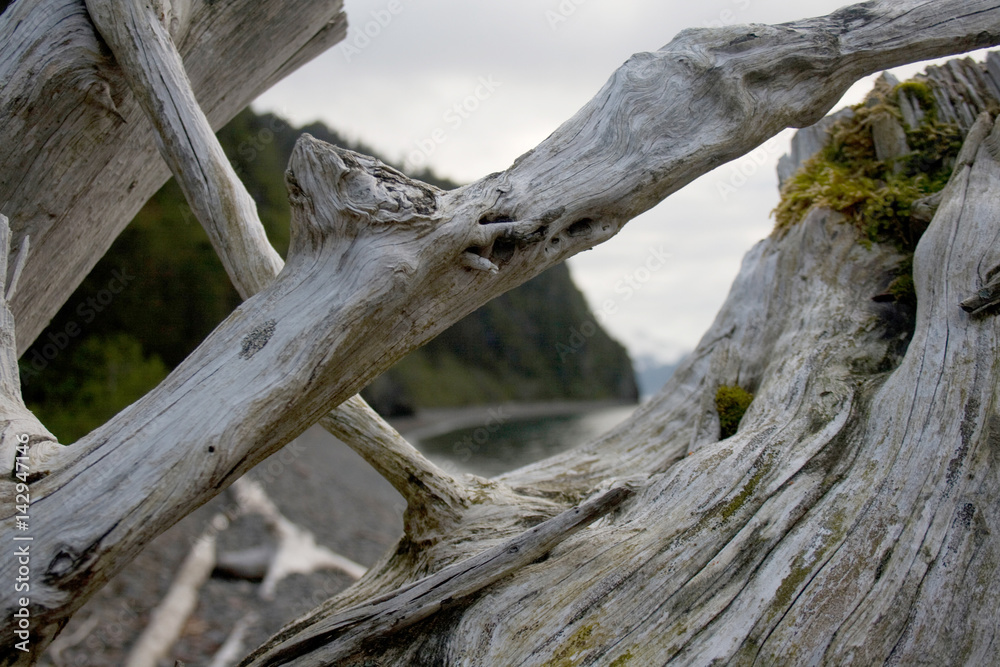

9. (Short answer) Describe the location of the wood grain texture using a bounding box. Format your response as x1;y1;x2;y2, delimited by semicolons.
0;0;347;354
240;487;632;667
83;0;472;531
2;0;1000;664
263;113;1000;667
0;216;55;480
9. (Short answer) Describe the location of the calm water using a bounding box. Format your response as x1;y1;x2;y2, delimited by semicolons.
414;405;635;477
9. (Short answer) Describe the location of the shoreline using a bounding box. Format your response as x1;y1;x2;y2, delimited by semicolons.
388;399;637;444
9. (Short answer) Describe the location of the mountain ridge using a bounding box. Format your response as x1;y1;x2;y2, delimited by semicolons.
20;107;637;436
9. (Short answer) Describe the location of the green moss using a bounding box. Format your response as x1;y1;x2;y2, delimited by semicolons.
718;461;767;521
773;77;965;312
774;560;812;610
773;82;962;255
771;509;847;613
896;81;938;121
715;448;774;522
887;259;917;307
716;385;754;439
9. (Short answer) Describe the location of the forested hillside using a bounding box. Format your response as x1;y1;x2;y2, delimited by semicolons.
20;109;637;438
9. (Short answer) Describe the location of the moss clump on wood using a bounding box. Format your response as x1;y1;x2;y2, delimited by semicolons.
772;82;962;253
716;384;754;439
886;257;917;307
773;76;965;312
896;80;938;120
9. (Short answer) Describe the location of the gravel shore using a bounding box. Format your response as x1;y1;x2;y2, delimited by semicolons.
44;425;405;667
42;401;628;666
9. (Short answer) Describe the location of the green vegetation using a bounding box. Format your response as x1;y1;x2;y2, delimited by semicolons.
772;77;966;310
716;384;754;439
609;651;634;666
368;261;638;413
27;335;167;440
886;256;917;307
550;624;596;666
773;86;962;250
20;108;636;442
896;81;937;120
770;509;846;613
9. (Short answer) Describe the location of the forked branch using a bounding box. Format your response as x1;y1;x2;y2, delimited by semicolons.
84;0;470;521
3;1;1000;662
240;486;632;667
0;215;57;479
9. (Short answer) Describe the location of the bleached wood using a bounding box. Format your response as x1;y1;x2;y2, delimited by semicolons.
259;113;1000;667
123;527;217;667
39;615;100;667
317;405;474;533
207;613;258;667
960;276;1000;312
1;0;999;663
83;0;470;521
241;486;632;667
3;235;28;304
229;478;365;598
0;215;56;478
242;4;1000;661
0;0;347;354
83;0;283;301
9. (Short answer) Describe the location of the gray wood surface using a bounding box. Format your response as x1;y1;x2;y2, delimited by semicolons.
1;0;999;663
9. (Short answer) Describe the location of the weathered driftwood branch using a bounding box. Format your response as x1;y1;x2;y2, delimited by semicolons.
3;233;28;305
3;0;1000;662
208;612;258;667
263;106;1000;667
83;0;284;301
83;0;473;523
228;478;365;598
0;0;347;352
124;526;217;667
241;486;632;667
0;216;56;478
960;277;1000;312
244;9;1000;663
317;407;469;526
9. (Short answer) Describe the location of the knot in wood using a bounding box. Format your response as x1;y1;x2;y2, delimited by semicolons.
44;546;82;582
239;320;277;360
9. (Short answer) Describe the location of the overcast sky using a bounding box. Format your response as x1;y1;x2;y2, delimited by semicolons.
254;0;991;366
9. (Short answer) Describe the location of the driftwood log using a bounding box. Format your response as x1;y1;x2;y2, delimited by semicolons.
1;0;1000;664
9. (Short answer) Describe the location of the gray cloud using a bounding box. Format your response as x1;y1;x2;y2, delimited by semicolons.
254;0;990;364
